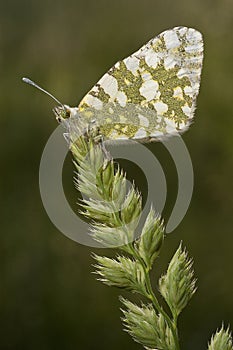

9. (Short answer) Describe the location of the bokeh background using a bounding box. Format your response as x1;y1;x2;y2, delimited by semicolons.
1;0;233;349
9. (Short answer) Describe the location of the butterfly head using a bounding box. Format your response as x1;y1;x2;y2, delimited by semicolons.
53;105;71;123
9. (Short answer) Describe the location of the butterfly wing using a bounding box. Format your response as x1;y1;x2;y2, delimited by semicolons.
78;26;204;141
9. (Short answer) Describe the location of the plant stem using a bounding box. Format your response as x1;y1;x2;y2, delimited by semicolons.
77;140;180;349
129;243;180;350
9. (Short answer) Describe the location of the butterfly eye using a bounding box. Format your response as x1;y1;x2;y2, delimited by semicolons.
57;107;71;120
65;109;71;118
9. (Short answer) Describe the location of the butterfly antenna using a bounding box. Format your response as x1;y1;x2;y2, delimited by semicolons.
22;77;64;107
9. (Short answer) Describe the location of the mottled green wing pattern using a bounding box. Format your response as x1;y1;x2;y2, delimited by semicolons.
78;26;203;142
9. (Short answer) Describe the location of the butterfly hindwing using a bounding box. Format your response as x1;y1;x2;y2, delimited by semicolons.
77;26;203;142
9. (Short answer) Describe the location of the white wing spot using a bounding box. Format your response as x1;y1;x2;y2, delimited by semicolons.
178;27;188;36
138;114;149;127
133;128;147;139
116;91;127;107
164;118;178;133
186;28;202;43
182;105;193;117
141;71;152;81
184;85;194;97
177;68;188;79
150;130;164;137
139;80;159;101
83;95;103;110
98;74;118;97
164;30;180;50
185;44;202;53
145;49;159;68
178;121;186;129
154;101;168;114
173;86;183;99
164;56;177;70
124;56;140;75
92;86;99;92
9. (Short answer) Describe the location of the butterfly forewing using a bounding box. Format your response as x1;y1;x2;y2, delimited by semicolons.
77;26;203;142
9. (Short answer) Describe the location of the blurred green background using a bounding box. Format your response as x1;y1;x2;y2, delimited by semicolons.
1;0;233;349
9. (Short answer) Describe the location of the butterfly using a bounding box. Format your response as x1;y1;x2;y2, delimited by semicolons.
23;26;203;143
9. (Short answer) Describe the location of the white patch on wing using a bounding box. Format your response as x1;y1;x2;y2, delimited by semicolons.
154;101;168;114
124;56;140;75
145;49;159;68
177;68;188;79
150;130;164;137
192;82;200;94
186;28;202;43
185;43;202;53
92;86;99;92
141;71;152;81
164;56;177;70
173;86;183;99
98;74;118;97
116;91;127;107
178;121;186;129
139;80;159;101
133;128;147;139
138;114;149;127
164;30;180;50
182;105;193;117
184;85;193;97
83;95;103;110
178;27;187;36
164;118;177;131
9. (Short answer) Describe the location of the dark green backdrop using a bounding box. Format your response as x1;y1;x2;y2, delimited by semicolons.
1;0;233;349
